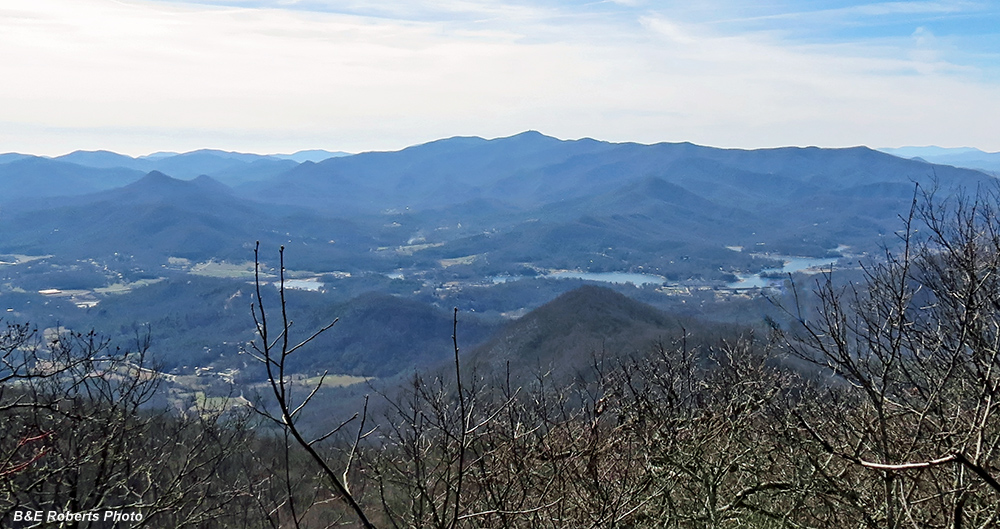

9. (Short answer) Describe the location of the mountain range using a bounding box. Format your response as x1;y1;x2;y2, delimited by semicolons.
879;146;1000;174
1;148;348;188
3;131;994;281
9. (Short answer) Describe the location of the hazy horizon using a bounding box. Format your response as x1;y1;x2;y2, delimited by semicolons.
2;1;999;157
3;132;999;160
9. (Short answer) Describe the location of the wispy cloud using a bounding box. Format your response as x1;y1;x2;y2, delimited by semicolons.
838;1;973;16
150;0;564;24
0;0;998;155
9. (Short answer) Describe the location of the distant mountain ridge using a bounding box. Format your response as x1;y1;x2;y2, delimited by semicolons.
879;146;1000;174
0;148;351;191
232;131;993;264
55;149;304;184
0;157;145;201
243;132;987;214
3;131;997;286
0;171;376;266
270;149;351;163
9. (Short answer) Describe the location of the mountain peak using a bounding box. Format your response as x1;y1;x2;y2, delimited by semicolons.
499;130;561;143
190;174;234;194
510;130;546;138
270;149;351;163
126;171;232;195
65;149;119;156
470;286;681;379
121;170;192;194
0;153;34;164
53;150;147;171
532;285;672;327
142;170;173;181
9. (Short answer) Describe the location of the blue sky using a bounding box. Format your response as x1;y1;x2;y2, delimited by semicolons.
1;0;998;155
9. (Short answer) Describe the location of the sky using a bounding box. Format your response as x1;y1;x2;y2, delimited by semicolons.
1;0;998;156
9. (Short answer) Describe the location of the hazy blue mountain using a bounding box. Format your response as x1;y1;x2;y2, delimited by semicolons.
0;153;34;165
12;171;236;212
0;171;377;266
0;157;146;203
541;176;751;228
140;151;180;160
20;149;301;186
114;171;234;201
55;149;303;183
178;149;270;163
144;150;273;180
270;149;352;163
879;146;1000;174
227;131;998;283
55;150;155;172
6;132;997;291
245;132;990;216
1;171;254;261
880;146;981;158
201;157;300;186
240;131;619;213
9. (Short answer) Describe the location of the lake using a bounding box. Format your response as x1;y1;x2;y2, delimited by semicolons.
493;271;667;286
727;255;840;289
279;279;324;291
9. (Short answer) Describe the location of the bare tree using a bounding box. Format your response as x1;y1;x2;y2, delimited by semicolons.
243;242;376;529
1;323;264;528
781;186;1000;528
